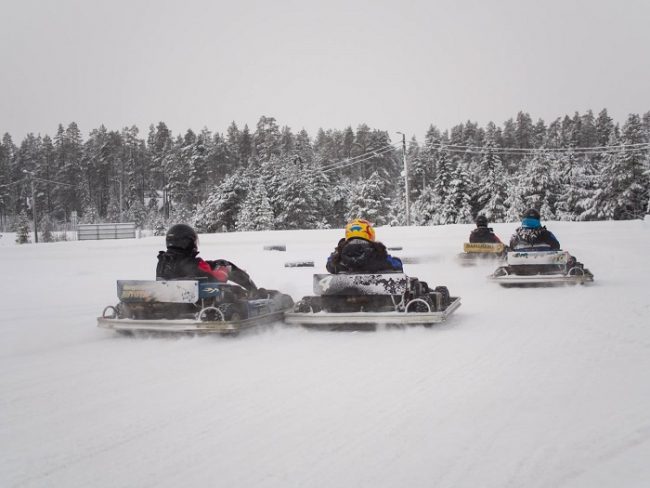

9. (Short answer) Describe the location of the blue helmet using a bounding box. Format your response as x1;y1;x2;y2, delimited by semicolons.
521;209;541;228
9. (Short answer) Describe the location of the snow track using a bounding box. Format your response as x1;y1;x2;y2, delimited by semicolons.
1;221;649;487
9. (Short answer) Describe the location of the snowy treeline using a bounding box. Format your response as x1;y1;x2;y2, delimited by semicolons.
0;109;648;233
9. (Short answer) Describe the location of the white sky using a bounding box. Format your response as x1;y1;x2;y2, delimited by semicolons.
1;0;649;141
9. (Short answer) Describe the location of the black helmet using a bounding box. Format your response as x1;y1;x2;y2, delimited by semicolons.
165;223;198;252
522;208;541;220
475;215;488;227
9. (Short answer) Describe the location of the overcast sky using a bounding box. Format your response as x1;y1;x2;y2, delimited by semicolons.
1;0;649;142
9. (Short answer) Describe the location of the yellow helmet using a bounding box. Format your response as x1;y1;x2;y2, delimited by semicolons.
345;219;375;242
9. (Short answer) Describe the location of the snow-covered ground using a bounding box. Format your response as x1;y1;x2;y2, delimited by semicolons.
1;220;649;488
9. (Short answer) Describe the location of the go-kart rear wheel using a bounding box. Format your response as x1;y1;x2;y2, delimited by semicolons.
405;296;434;313
434;286;450;307
567;266;585;276
197;306;225;322
218;303;245;321
295;297;321;313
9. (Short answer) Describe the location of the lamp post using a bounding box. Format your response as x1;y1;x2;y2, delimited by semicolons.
396;132;410;226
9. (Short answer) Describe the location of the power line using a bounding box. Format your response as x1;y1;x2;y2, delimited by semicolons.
317;143;400;172
427;141;650;152
30;176;80;189
422;141;650;156
306;138;650;176
3;174;83;190
424;146;650;157
320;147;399;174
317;143;401;173
320;145;400;174
0;178;26;188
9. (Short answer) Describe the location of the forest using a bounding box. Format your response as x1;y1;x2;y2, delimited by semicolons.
1;109;649;237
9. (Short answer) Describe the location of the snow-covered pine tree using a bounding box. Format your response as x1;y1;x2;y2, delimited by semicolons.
367;129;398;181
444;163;474;224
501;118;517;170
253;116;282;161
205;132;233;186
579;110;599;147
474;139;508;222
546;118;562;148
14;134;42;216
597;114;650;219
429;148;454;224
237;124;253;165
325;177;353;228
596;109;616;146
407;136;427;198
517;151;558;219
295;129;314;166
533;118;547;148
193;170;248;232
554;150;579;221
350;124;372;180
342;126;355;160
560;115;576;147
185;129;212;208
515;111;534;149
55;123;84;219
257;156;285;215
0;134;17;221
121;125;147;206
555;149;602;221
236;179;274;231
568;112;582;147
40;135;55;216
503;174;528;222
279;126;295;158
147;122;173;217
226;122;241;163
272;157;326;230
573;155;602;221
346;170;392;225
82;125;123;219
642;111;650;141
166;131;192;210
412;186;437;225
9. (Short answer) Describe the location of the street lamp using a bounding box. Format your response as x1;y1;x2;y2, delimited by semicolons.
396;132;410;226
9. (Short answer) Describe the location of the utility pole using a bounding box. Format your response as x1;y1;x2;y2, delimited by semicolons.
397;132;410;226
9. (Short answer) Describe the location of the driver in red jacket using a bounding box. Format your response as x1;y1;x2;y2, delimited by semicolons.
156;224;256;291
